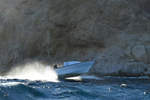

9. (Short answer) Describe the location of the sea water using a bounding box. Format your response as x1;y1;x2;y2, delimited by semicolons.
0;77;150;100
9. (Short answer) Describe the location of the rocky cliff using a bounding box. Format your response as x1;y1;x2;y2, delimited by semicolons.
0;0;150;76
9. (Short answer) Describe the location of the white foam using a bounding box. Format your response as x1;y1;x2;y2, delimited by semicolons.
1;62;59;82
0;82;25;87
65;75;102;81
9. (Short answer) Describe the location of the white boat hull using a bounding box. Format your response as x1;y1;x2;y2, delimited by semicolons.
55;61;94;78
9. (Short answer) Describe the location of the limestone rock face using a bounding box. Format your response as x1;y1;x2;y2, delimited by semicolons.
0;0;150;76
131;45;147;63
90;46;126;75
90;46;150;76
146;45;150;64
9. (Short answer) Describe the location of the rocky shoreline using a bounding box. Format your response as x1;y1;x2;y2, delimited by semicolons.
90;45;150;77
0;0;150;76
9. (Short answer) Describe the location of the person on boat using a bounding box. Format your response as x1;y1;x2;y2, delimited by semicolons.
53;64;58;69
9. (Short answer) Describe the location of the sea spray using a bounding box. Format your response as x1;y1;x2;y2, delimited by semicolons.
1;61;59;82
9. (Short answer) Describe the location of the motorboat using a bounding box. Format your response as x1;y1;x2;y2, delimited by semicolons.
55;61;95;78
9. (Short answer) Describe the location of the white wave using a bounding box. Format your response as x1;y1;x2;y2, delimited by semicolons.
0;82;25;87
1;61;59;82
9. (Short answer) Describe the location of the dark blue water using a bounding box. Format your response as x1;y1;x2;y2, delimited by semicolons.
0;77;150;100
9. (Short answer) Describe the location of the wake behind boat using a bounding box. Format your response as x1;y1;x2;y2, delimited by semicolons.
55;61;95;78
